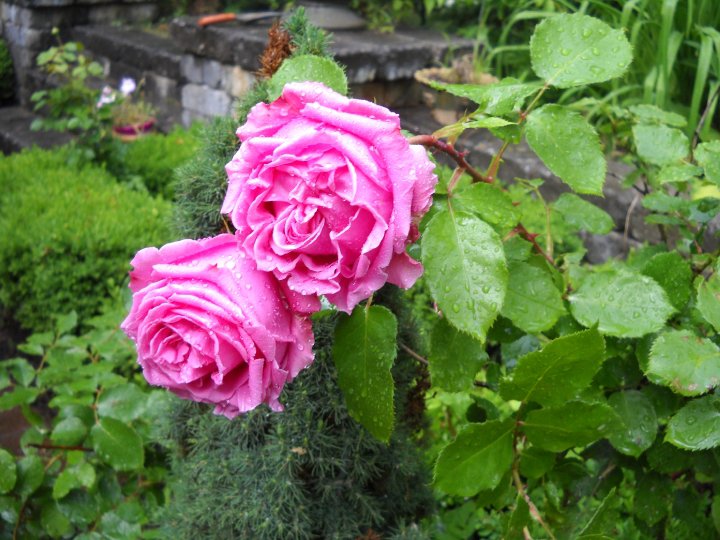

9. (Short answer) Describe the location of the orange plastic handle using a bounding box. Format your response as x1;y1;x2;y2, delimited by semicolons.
197;13;237;27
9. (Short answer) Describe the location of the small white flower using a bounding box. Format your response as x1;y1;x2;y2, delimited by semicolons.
96;86;116;108
119;77;137;96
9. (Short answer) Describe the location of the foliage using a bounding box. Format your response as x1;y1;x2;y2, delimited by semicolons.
0;304;174;539
160;293;433;539
0;147;173;331
0;37;15;104
121;123;203;198
330;12;720;538
30;31;116;165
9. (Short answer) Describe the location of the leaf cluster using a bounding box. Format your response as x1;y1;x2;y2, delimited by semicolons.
0;305;174;539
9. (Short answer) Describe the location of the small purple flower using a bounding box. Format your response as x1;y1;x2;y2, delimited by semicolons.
96;86;116;108
119;78;137;96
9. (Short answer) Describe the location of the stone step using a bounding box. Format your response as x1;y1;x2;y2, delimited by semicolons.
0;105;72;154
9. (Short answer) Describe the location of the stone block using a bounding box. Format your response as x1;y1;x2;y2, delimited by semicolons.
145;72;179;101
220;65;253;98
87;3;157;25
181;83;231;117
202;58;222;88
181;108;207;127
180;54;203;84
1;3;75;28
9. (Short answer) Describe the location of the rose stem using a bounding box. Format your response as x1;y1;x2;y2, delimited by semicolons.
408;134;492;184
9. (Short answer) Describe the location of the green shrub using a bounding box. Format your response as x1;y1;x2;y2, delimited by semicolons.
0;147;174;331
0;37;14;103
121;123;203;198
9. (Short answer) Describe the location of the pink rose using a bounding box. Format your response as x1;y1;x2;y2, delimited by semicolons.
222;82;437;312
121;234;315;418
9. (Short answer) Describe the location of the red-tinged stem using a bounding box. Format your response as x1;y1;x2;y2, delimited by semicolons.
506;223;555;266
486;140;510;182
408;134;492;184
28;443;93;452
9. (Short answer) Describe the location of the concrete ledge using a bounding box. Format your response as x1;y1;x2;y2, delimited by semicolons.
0;105;72;154
169;17;474;84
72;25;183;80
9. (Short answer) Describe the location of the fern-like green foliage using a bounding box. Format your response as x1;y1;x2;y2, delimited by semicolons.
0;147;173;331
283;7;332;58
172;116;238;239
165;11;432;537
161;288;433;539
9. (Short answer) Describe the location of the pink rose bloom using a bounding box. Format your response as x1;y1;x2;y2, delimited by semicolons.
222;82;437;312
121;234;316;418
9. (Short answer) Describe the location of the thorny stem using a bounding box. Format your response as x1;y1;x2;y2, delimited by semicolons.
506;224;555;266
408;134;492;184
511;404;556;540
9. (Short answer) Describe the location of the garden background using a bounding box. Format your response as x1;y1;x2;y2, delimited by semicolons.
1;1;720;538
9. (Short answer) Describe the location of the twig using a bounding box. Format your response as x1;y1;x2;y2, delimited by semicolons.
486;140;510;182
399;343;428;365
692;84;720;148
28;443;93;452
512;462;556;540
408;134;492;184
623;192;641;255
506;223;555;266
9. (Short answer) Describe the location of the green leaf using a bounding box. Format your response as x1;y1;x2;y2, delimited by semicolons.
421;210;508;341
90;418;144;471
53;463;95;499
462;116;515;130
632;124;690;166
427;78;543;115
666;394;720;450
647;330;720;396
434;419;514;496
519;447;555;479
0;450;16;494
606;390;657;457
0;386;40;411
504;494;530;540
522;401;618;452
51;416;88;446
267;55;347;101
530;14;632;88
552;193;614;234
55;312;77;335
453;183;521;229
641;251;692;311
697;273;720;332
41;501;71;538
657;163;703;184
96;384;148;422
526;105;606;195
628;104;687;127
333;305;397;441
577;488;618;539
429;318;485;392
4;358;35;387
16;455;44;499
569;271;674;337
500;261;565;333
634;473;672;526
500;328;605;406
695;140;720;184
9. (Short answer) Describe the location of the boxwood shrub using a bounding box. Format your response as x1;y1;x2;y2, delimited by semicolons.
0;146;174;331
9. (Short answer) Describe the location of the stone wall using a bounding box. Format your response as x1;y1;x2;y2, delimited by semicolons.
0;0;157;106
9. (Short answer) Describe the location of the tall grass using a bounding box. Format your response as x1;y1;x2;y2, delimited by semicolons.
431;0;720;138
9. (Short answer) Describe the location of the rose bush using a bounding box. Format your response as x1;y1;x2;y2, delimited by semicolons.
222;81;437;312
121;234;315;418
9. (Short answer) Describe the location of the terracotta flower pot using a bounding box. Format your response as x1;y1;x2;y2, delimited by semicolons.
112;119;155;142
